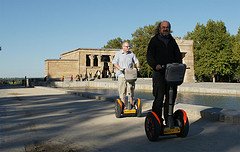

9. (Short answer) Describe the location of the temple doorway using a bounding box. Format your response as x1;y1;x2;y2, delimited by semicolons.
101;55;110;78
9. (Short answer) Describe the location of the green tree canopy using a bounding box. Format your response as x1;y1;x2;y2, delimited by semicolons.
103;37;123;49
131;23;157;77
232;27;240;81
103;23;158;77
185;20;233;82
103;20;239;82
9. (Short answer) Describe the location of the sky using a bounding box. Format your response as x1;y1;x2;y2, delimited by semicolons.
0;0;240;78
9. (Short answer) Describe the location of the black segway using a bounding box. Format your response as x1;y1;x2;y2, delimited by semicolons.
145;63;189;141
115;68;142;118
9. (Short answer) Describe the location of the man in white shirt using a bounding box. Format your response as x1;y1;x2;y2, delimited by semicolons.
112;42;140;109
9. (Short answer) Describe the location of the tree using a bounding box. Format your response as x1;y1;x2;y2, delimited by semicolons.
185;20;233;82
103;37;123;49
103;23;158;77
232;27;240;81
131;23;158;77
103;20;239;82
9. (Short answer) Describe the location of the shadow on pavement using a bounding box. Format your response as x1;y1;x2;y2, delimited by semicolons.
1;91;240;152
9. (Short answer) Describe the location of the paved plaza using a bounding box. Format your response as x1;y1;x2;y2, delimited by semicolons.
1;86;240;152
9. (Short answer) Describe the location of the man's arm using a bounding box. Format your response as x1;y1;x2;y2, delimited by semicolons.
112;52;122;70
114;63;121;70
132;53;140;70
146;38;157;70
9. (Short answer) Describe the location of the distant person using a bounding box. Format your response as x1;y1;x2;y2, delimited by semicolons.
112;41;140;109
111;71;116;81
89;72;92;79
146;21;182;122
80;74;83;81
76;74;80;81
97;70;101;79
106;70;110;78
70;75;73;82
24;76;27;87
61;76;64;82
44;76;48;82
85;73;88;81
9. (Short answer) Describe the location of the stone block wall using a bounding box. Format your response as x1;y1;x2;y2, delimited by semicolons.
45;59;79;79
45;40;195;82
176;39;195;83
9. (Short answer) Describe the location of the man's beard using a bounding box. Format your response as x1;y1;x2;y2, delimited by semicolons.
161;30;170;36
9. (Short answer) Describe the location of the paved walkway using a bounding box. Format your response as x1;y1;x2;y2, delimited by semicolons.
1;87;240;152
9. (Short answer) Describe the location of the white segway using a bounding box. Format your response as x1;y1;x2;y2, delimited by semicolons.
115;68;142;118
145;63;189;141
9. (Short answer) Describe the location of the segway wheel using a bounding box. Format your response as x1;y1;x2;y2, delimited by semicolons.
115;99;123;118
145;112;161;141
136;98;142;117
174;109;189;137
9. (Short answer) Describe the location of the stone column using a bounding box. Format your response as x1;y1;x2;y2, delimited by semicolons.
97;55;101;67
89;55;93;67
110;55;114;71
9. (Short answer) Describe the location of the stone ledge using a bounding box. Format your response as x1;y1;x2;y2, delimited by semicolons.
200;108;240;124
49;81;240;96
219;109;240;124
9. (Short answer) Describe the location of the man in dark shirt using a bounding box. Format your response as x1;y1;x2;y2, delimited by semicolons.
146;21;182;123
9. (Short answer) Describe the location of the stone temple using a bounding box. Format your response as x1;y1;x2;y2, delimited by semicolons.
45;39;195;82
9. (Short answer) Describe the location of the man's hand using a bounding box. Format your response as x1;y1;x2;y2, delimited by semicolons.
120;68;125;74
155;64;162;71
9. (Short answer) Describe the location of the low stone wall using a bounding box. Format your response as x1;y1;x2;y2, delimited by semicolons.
50;80;118;89
48;79;240;96
48;79;152;91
